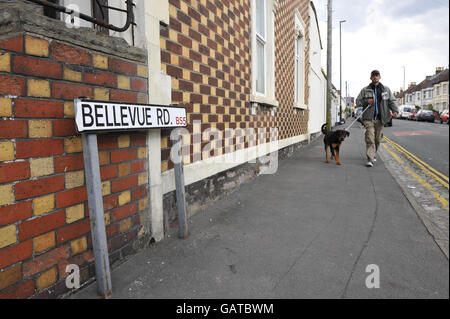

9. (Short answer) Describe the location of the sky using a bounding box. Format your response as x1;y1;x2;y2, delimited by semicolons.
312;0;449;99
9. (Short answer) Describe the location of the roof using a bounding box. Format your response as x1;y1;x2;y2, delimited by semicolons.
309;1;323;50
406;69;449;93
431;69;449;86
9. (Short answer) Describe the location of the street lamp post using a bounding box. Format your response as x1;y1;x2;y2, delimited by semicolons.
339;20;346;124
402;66;406;91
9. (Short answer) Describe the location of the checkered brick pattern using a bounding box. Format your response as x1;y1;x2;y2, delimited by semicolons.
274;0;310;140
161;0;311;169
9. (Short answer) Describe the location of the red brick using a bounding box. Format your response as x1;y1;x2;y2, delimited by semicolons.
51;42;91;66
97;134;118;150
0;280;35;299
53;119;77;136
52;82;93;100
131;78;148;92
106;223;118;238
0;241;32;269
56;219;91;244
0;120;27;138
54;154;84;173
0;161;30;184
84;71;116;88
0;35;23;53
131;134;146;147
132;213;140;225
18;211;65;242
110;231;133;250
110;90;137;103
13;56;62;79
111;175;138;193
22;245;70;278
58;251;94;279
16;139;64;159
103;194;118;211
111;202;138;222
100;165;117;181
111;149;137;164
0;75;26;96
132;186;146;201
14;99;63;118
0;201;32;226
15;175;64;201
109;58;137;75
55;187;87;209
131;160;146;173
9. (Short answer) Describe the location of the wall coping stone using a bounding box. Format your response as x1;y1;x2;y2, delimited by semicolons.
0;3;147;63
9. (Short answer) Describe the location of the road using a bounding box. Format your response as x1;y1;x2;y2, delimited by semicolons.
383;119;449;177
376;118;449;258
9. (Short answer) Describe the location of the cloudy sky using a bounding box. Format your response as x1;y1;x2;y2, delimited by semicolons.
313;0;449;99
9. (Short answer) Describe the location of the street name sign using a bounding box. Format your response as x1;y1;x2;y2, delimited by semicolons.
73;98;187;297
74;99;187;133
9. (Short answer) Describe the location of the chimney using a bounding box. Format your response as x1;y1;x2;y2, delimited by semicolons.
436;67;444;74
408;82;416;88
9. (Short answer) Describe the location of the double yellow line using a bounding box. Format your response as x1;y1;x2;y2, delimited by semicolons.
383;137;449;190
381;136;449;211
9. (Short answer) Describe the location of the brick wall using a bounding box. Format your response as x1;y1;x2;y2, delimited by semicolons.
274;0;310;139
159;0;310;171
0;33;149;298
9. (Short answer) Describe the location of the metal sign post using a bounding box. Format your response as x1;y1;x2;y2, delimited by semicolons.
174;135;188;239
81;132;112;298
74;99;187;297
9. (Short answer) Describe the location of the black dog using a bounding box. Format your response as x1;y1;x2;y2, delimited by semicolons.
321;123;350;165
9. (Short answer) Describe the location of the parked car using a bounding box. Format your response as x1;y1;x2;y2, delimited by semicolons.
440;109;449;124
408;109;419;120
416;110;435;122
399;105;413;119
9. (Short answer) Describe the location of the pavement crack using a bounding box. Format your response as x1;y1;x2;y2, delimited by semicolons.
271;208;338;292
340;169;379;298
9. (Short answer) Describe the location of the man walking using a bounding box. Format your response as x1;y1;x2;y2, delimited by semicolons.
356;70;399;167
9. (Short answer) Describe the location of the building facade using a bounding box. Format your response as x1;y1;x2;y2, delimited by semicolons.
0;0;327;298
433;69;449;112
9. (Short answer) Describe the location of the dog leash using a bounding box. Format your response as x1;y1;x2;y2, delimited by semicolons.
344;105;372;131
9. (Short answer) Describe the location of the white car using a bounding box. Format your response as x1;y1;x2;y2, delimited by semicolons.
399;105;413;120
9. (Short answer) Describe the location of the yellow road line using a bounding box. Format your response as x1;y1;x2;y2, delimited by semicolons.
383;137;449;189
384;136;449;183
381;143;449;211
385;136;449;182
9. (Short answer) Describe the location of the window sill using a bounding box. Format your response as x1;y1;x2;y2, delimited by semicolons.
294;103;308;110
250;94;279;108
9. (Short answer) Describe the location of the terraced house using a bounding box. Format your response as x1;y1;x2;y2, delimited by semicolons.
0;0;326;298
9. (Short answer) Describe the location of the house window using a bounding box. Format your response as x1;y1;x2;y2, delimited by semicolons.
255;0;266;94
43;0;60;19
437;86;441;96
92;0;109;34
294;10;306;109
443;84;448;95
251;0;278;108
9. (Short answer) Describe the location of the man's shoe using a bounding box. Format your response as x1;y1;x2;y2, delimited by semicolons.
366;161;373;167
373;157;377;162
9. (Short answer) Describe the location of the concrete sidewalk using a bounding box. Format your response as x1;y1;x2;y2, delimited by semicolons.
72;124;449;299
